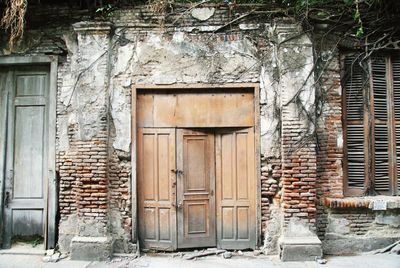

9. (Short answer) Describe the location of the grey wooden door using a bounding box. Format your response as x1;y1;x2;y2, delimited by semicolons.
1;66;50;248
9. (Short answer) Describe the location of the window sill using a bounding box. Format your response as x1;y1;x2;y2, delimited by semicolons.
324;196;400;210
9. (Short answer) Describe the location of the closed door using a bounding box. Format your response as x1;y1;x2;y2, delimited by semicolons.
137;128;177;250
1;67;50;248
177;129;215;248
216;128;256;249
138;127;256;250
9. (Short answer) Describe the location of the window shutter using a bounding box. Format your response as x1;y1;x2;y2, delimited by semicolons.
346;125;365;188
393;55;400;193
344;57;365;189
344;57;364;120
372;57;390;192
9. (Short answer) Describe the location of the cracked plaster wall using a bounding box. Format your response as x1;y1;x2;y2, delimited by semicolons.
0;6;317;254
55;20;316;253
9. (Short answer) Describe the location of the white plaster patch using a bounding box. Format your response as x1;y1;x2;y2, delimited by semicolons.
58;115;70;151
111;85;131;152
191;7;215;21
115;43;135;76
239;23;261;30
133;33;260;84
260;65;280;157
327;217;350;235
337;132;343;149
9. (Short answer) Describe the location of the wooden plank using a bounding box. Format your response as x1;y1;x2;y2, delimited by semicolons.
341;54;350;196
137;89;254;128
253;84;261;246
0;70;9;246
4;69;15;248
366;59;375;195
0;56;56;65
387;57;397;195
393;55;400;194
131;86;138;243
134;83;258;90
177;129;216;248
216;128;256;249
137;128;177;250
47;58;58;249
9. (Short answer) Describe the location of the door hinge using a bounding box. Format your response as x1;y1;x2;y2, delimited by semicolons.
4;191;10;208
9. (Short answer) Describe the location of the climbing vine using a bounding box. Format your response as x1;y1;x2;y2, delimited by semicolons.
0;0;27;49
1;0;399;49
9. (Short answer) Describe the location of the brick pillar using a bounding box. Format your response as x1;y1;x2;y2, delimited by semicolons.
276;26;322;262
67;21;113;261
277;29;317;230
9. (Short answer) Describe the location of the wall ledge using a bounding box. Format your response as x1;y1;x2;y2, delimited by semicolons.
324;196;400;210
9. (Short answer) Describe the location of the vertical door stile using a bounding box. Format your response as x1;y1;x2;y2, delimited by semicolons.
3;70;14;248
0;70;9;246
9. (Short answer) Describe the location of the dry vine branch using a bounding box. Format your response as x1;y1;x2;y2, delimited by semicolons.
1;0;27;49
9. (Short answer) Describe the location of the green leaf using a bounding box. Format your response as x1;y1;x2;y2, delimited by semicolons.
356;26;364;37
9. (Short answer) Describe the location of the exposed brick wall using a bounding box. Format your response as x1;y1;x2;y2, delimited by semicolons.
261;158;282;234
328;209;375;235
281;145;317;228
58;117;109;222
315;49;344;199
108;151;131;231
314;39;345;238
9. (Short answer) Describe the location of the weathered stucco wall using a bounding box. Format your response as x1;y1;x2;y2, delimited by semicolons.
1;3;398;258
56;12;317;253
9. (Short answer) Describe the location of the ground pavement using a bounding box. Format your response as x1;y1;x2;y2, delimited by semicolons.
0;251;399;268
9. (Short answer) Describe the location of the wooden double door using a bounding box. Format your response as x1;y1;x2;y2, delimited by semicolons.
138;127;256;250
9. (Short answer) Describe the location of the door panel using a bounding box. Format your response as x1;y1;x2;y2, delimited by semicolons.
3;67;49;248
216;128;256;249
137;128;177;250
137;89;254;128
177;129;216;248
14;106;45;199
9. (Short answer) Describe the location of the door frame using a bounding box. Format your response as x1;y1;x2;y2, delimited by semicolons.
131;83;261;248
0;56;58;249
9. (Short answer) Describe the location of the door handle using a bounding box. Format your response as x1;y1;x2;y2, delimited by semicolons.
171;169;184;176
4;191;10;208
177;200;183;210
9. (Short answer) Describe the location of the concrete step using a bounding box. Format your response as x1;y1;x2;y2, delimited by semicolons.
279;236;322;261
70;236;113;261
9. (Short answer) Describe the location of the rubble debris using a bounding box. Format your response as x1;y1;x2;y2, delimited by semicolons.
390;244;400;254
253;250;262;256
315;257;327;264
184;249;226;260
373;240;400;254
42;252;62;263
222;251;232;259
